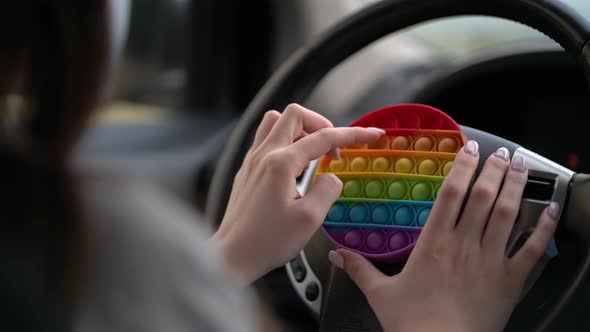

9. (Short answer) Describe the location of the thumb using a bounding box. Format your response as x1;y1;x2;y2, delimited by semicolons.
302;173;342;221
329;249;386;295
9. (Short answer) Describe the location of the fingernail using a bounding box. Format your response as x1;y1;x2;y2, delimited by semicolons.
333;147;341;160
464;140;479;156
494;147;510;161
328;250;344;270
547;202;560;220
366;127;386;134
511;155;526;173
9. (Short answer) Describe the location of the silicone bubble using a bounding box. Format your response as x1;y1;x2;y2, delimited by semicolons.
434;185;441;198
348;143;368;149
343;229;363;249
379;114;397;128
350;157;369;172
394;206;414;226
442;161;453;176
417;159;438;175
372;157;391;172
371;204;391;224
365;179;385;199
437;137;459;153
417;207;431;227
387;179;408;200
391;136;411;150
327;203;347;222
329;158;347;172
411;181;432;201
398;113;420;128
349;203;369;223
343;179;362;197
389;232;410;251
414;136;434;151
369;135;390;149
420;114;443;129
366;230;387;252
395;158;414;173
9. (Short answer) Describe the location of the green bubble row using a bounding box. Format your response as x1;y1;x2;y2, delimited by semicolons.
325;200;433;227
341;177;442;201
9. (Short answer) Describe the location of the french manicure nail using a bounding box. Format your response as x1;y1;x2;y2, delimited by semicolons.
494;147;510;161
366;127;386;134
328;250;344;270
464;140;479;156
511;155;526;173
547;202;561;220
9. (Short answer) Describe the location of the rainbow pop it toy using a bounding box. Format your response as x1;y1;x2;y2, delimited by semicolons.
314;104;467;262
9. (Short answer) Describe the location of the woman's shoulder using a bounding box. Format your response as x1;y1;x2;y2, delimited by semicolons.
74;168;257;332
80;166;215;245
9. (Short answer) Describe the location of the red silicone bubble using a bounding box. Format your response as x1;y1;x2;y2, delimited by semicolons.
397;113;420;129
420;114;444;129
349;104;462;131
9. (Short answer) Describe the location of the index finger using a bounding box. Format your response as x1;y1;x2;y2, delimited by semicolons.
264;104;333;147
284;127;385;162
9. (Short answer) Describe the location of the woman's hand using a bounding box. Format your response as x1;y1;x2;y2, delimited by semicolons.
330;141;559;332
211;103;384;285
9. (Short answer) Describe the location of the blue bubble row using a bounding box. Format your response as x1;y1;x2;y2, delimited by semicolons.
324;199;433;228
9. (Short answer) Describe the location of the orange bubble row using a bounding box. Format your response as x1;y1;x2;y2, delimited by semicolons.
348;133;461;153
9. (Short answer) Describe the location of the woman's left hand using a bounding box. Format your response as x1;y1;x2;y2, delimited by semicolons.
331;142;559;332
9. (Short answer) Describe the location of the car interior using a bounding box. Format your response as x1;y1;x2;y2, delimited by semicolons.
64;0;590;331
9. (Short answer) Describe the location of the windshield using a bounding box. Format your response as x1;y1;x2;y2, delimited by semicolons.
400;0;590;59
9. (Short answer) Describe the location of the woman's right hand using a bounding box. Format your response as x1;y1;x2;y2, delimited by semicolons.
212;104;384;286
329;141;559;332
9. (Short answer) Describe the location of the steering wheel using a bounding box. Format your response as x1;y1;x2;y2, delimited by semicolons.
206;0;590;330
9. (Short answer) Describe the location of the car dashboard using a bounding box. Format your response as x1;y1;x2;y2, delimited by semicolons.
411;42;590;173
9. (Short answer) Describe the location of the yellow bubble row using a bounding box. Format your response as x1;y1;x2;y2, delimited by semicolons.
327;156;453;177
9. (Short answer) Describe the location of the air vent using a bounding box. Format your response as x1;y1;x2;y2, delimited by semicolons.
523;175;555;201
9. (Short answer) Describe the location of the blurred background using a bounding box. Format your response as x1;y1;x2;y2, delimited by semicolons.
78;0;590;212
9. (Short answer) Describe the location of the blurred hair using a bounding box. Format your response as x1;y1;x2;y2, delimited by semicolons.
0;1;109;329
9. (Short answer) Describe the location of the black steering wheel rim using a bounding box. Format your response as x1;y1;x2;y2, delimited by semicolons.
206;0;590;330
207;0;590;223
